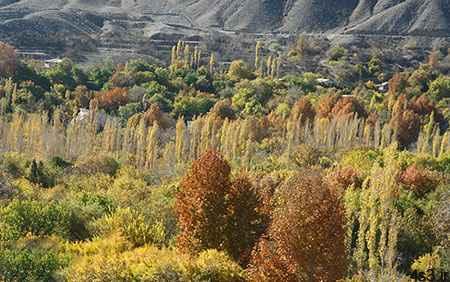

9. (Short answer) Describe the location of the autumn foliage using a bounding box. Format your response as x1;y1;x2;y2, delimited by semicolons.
142;104;174;129
399;165;438;196
331;96;367;118
409;95;445;126
95;87;128;112
327;166;362;193
316;94;366;119
249;170;347;281
316;94;339;119
290;96;315;122
176;151;265;266
390;95;421;148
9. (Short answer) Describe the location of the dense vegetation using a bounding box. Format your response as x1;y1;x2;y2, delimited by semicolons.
0;40;449;281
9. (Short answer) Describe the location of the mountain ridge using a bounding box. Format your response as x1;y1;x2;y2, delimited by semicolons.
0;0;449;61
0;0;448;33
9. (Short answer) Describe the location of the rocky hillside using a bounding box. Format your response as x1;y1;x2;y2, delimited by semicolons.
0;0;449;60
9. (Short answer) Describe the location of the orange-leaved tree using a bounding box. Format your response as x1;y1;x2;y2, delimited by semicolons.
176;151;266;266
249;169;347;281
95;87;128;112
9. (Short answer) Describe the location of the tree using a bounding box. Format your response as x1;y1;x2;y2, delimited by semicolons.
0;42;17;78
227;60;255;81
255;41;263;73
27;160;53;188
428;49;440;69
428;75;450;101
331;96;367;118
173;93;215;120
390;104;421;149
94;87;128;112
249;169;347;281
226;176;268;266
73;85;92;109
142;103;174;129
232;79;272;116
290;96;315;123
176;151;230;253
316;94;340;119
176;151;265;266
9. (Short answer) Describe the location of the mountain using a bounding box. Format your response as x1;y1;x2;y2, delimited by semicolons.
0;0;449;60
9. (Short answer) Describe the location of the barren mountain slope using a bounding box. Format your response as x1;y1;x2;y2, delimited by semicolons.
0;0;448;60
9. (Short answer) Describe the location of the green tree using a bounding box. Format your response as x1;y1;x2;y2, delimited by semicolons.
227;60;255;81
428;75;450;101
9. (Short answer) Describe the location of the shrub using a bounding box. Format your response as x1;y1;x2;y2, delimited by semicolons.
328;46;346;61
138;182;179;246
0;152;29;177
411;251;443;281
0;175;14;200
0;248;63;282
0;200;78;240
74;155;119;176
436;154;450;173
66;244;186;282
340;149;381;176
91;208;166;247
108;167;148;207
293;144;322;168
429;187;449;248
66;244;243;282
189;250;245;282
27;159;55;188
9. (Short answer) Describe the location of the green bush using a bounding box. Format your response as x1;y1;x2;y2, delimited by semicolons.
0;248;63;282
428;75;450;101
173;94;215;120
1;200;78;240
340;149;381;176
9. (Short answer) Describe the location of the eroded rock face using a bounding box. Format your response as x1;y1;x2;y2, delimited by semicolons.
0;1;448;60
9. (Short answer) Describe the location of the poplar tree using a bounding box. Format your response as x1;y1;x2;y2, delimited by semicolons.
145;122;160;169
171;46;177;66
175;118;187;164
255;41;262;73
266;56;272;77
209;53;216;75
